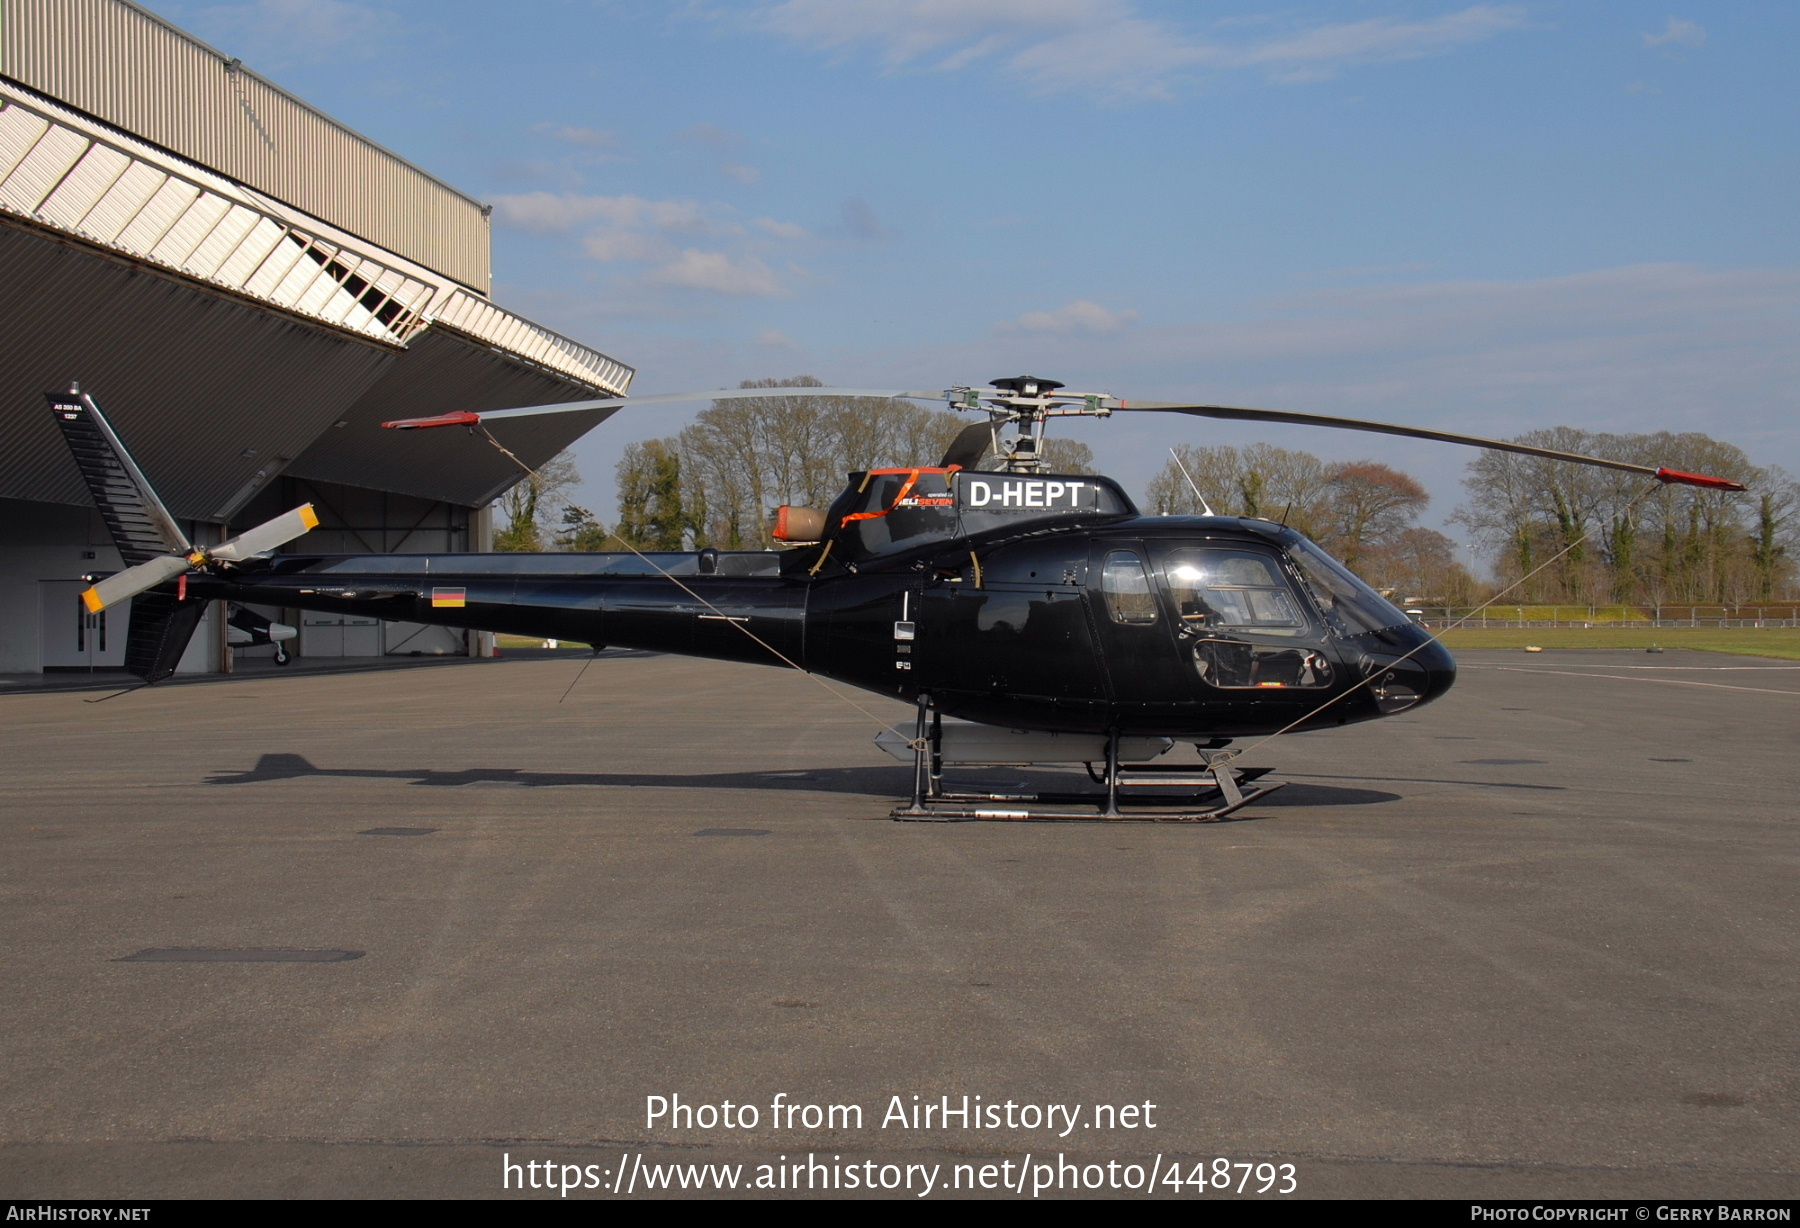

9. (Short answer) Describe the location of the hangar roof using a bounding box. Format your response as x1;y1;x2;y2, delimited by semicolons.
0;81;635;518
0;84;632;397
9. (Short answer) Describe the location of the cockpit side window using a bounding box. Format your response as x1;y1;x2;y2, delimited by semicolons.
1101;550;1158;624
1159;546;1334;689
1163;548;1311;637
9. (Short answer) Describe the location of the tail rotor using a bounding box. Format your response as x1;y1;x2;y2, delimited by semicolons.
47;386;320;680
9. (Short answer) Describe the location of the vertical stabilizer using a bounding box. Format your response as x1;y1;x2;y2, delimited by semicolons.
46;386;205;681
47;387;191;565
124;592;209;683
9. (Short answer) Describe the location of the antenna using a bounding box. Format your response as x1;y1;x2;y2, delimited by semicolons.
1169;448;1215;516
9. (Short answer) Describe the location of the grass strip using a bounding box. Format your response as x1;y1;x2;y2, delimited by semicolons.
1433;626;1800;659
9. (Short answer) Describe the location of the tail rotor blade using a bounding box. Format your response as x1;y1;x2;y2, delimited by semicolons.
83;554;193;612
210;504;320;564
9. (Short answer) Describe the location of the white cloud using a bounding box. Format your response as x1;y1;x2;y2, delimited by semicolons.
581;230;677;263
541;124;620;148
721;162;762;184
491;193;725;236
496;193;817;300
756;328;803;349
750;1;1527;99
1239;6;1529;83
1642;16;1706;49
1005;300;1140;335
192;0;402;64
761;0;1115;65
1004;18;1218;99
647;250;788;296
754;216;809;239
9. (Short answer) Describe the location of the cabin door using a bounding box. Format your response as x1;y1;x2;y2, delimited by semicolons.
1087;544;1190;704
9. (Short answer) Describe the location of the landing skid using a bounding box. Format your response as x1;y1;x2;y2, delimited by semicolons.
887;695;1284;823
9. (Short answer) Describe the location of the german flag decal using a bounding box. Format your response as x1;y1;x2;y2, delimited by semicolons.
431;587;467;608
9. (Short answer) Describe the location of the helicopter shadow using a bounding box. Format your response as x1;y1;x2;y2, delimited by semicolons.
205;754;1403;807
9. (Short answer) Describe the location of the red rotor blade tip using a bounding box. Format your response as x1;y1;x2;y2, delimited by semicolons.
381;411;483;430
1654;467;1747;492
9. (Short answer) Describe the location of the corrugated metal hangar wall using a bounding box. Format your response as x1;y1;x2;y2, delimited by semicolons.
0;0;635;677
1;0;490;290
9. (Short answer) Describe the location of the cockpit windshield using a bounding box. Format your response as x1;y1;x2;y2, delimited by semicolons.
1286;536;1413;635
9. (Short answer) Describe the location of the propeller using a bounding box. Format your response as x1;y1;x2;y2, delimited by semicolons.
82;504;320;613
381;381;1748;493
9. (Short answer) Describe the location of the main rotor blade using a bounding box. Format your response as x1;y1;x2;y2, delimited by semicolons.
939;420;998;470
82;554;192;613
1119;402;1748;491
382;387;944;430
210;504;320;564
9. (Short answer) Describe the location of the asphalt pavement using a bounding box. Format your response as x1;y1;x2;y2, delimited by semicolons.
1;647;1795;1199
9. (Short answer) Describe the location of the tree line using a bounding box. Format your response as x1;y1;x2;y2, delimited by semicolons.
557;377;1090;552
491;381;1796;603
1450;429;1796;604
1145;432;1797;604
1146;443;1483;604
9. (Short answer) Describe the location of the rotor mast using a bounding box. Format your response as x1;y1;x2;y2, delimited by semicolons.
949;375;1116;473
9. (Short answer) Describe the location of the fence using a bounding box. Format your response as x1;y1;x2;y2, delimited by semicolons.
1412;606;1800;628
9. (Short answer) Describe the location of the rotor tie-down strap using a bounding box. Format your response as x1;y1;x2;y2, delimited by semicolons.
838;467;962;529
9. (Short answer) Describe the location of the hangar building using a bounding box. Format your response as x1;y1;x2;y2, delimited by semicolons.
0;0;634;675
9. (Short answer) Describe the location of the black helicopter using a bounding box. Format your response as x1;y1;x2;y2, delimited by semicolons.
54;376;1745;821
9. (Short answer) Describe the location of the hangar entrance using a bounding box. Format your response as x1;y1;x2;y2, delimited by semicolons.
298;613;380;658
236;478;485;664
39;580;127;671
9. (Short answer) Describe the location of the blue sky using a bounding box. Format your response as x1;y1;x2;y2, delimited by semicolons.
156;1;1799;545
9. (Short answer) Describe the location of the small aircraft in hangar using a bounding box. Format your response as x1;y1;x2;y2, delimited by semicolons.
53;376;1745;822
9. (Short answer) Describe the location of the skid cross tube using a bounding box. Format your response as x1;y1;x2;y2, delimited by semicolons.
885;700;1286;823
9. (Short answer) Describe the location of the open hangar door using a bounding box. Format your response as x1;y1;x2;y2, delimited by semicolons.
234;477;488;664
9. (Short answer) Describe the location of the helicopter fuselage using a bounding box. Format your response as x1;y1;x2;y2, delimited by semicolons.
193;508;1456;740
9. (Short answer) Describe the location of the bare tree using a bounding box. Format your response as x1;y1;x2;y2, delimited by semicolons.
1317;461;1429;572
1360;527;1482;605
1147;443;1333;537
622;377;971;549
1038;437;1096;474
1452;428;1784;603
493;451;580;552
